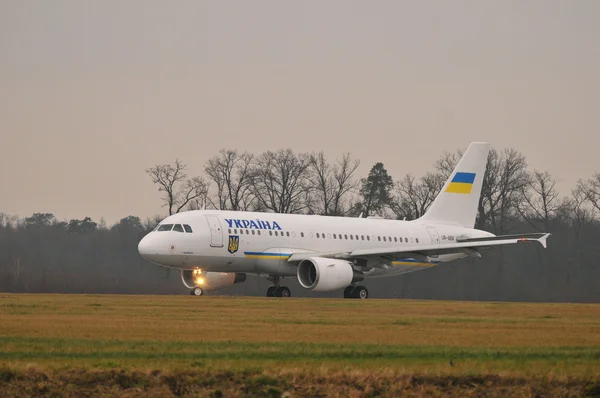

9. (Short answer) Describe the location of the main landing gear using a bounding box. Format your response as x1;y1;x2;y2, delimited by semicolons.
190;287;204;296
344;285;368;299
266;277;291;298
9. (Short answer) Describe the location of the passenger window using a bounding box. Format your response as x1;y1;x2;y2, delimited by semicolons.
316;233;320;238
252;230;255;235
367;236;370;241
350;235;353;240
184;224;193;233
361;235;364;240
416;238;419;243
378;236;381;241
157;224;174;232
355;235;359;240
228;228;231;234
269;231;273;236
240;230;244;235
258;231;261;235
234;229;238;234
383;236;386;242
333;234;337;239
301;232;304;237
287;231;290;237
388;236;392;242
344;234;348;240
323;233;326;239
274;231;278;236
246;230;249;235
394;237;397;242
172;224;184;233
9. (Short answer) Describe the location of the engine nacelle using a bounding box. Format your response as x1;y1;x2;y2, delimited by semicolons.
181;269;246;292
297;257;364;292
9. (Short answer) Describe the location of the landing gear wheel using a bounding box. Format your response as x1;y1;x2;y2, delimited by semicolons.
191;287;204;296
344;286;354;298
275;286;291;297
266;286;277;297
352;286;368;299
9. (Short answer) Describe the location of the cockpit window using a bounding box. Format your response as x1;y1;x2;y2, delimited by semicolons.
157;224;174;232
173;224;184;233
184;224;193;233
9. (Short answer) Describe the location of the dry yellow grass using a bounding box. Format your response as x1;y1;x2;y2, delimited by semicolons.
1;294;599;396
1;293;599;347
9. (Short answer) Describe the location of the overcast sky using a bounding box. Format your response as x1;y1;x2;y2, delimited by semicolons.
1;1;599;224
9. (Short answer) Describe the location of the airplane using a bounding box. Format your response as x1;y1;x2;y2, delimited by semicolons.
138;142;549;299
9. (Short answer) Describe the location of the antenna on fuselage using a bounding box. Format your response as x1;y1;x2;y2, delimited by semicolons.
358;212;363;218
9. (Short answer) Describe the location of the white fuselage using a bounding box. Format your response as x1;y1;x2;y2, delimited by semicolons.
137;210;493;278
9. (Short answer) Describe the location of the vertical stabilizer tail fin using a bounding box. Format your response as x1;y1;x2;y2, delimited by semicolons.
417;142;490;228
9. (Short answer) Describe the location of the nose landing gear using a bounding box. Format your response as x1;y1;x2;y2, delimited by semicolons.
190;287;204;296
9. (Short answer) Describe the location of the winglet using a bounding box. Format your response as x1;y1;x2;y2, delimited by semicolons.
538;233;550;249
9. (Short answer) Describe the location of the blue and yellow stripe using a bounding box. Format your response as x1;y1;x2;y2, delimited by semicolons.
445;172;476;194
392;258;440;267
244;252;292;260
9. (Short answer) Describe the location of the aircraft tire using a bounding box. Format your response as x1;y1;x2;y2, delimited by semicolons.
276;286;291;297
343;286;354;298
192;287;204;296
266;286;276;297
352;286;368;299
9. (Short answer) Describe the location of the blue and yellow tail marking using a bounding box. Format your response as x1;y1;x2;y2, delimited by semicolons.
445;172;476;194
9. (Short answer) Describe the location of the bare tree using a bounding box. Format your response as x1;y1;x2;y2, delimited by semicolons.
564;187;596;240
205;150;255;211
518;170;565;232
483;149;531;233
577;173;600;214
146;159;209;215
390;172;445;220
0;213;19;228
308;152;360;216
250;149;311;214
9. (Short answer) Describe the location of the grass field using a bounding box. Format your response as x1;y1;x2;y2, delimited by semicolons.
1;294;599;396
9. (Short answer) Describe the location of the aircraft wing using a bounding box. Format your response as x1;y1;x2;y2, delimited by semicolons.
286;233;550;263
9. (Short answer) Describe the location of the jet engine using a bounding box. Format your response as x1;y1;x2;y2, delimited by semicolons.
181;269;246;293
297;257;364;292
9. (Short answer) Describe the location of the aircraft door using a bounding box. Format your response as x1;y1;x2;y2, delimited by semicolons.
205;215;224;247
426;227;440;245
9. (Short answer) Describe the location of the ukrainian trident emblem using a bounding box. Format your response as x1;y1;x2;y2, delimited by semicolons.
228;235;239;254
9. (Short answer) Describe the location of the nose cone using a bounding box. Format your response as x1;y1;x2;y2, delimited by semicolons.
138;234;153;260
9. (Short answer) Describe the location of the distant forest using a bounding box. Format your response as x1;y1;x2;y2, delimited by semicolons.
1;146;599;302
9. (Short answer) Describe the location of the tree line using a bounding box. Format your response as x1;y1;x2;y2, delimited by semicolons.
1;146;599;301
148;147;600;236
